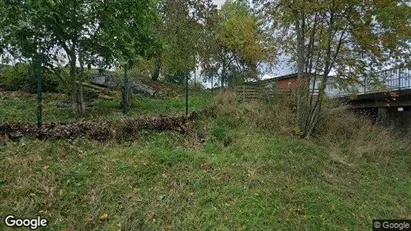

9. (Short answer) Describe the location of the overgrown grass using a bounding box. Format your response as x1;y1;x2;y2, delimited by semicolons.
2;126;410;230
1;90;410;230
316;105;411;163
214;90;411;160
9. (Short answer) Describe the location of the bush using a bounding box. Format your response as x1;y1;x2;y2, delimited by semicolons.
0;63;59;93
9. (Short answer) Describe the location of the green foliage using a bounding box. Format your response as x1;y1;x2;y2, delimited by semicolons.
165;70;190;84
150;0;217;83
0;0;160;115
0;63;58;93
218;0;263;67
95;0;159;63
201;0;276;88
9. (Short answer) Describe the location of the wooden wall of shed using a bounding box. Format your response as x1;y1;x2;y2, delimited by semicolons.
276;77;298;90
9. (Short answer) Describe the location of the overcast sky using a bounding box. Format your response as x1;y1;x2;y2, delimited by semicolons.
213;0;225;8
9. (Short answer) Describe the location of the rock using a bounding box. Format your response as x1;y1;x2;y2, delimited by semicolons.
90;76;121;89
90;75;157;97
56;102;72;108
130;80;156;97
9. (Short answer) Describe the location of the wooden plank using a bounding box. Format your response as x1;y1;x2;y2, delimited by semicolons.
235;85;297;102
236;90;259;93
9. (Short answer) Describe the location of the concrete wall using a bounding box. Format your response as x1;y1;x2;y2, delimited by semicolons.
377;107;411;135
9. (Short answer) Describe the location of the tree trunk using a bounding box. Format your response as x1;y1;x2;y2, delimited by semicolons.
151;52;162;81
77;52;86;115
69;57;77;112
303;10;336;138
221;60;226;88
296;10;305;131
305;74;327;138
122;60;130;115
34;53;43;128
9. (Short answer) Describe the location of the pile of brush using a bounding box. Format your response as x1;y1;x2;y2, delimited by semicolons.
0;113;199;143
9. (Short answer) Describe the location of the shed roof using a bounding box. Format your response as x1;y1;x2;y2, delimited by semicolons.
246;73;309;85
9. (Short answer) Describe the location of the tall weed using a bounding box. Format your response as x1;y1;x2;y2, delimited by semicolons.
318;104;411;162
214;91;411;161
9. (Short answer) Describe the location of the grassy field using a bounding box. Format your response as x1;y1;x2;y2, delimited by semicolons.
0;90;213;124
1;90;410;230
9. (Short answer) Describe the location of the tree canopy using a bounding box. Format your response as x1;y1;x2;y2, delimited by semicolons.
0;0;159;114
201;0;276;87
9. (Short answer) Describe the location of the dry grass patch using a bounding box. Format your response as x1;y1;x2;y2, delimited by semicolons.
214;90;296;136
318;105;411;163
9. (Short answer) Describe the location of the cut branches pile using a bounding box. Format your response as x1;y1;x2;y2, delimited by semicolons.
0;113;198;143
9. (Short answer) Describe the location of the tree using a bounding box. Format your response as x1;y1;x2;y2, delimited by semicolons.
201;0;276;88
256;0;411;137
148;0;215;83
1;0;97;115
1;0;158;116
93;0;158;114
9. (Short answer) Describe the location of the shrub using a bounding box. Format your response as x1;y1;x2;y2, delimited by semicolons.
0;63;59;93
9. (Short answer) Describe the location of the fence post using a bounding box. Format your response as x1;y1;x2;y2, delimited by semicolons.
185;72;189;116
243;85;245;102
398;68;401;90
34;54;43;128
122;59;129;115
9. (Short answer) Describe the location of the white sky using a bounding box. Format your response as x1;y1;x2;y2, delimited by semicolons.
212;0;225;8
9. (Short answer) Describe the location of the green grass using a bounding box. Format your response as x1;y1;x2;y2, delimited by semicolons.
0;90;213;124
1;125;410;230
0;91;410;230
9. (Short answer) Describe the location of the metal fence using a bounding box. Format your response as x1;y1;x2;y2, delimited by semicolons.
326;67;411;98
369;68;411;92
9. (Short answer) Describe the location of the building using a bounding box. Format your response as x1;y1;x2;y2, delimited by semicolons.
247;73;342;97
